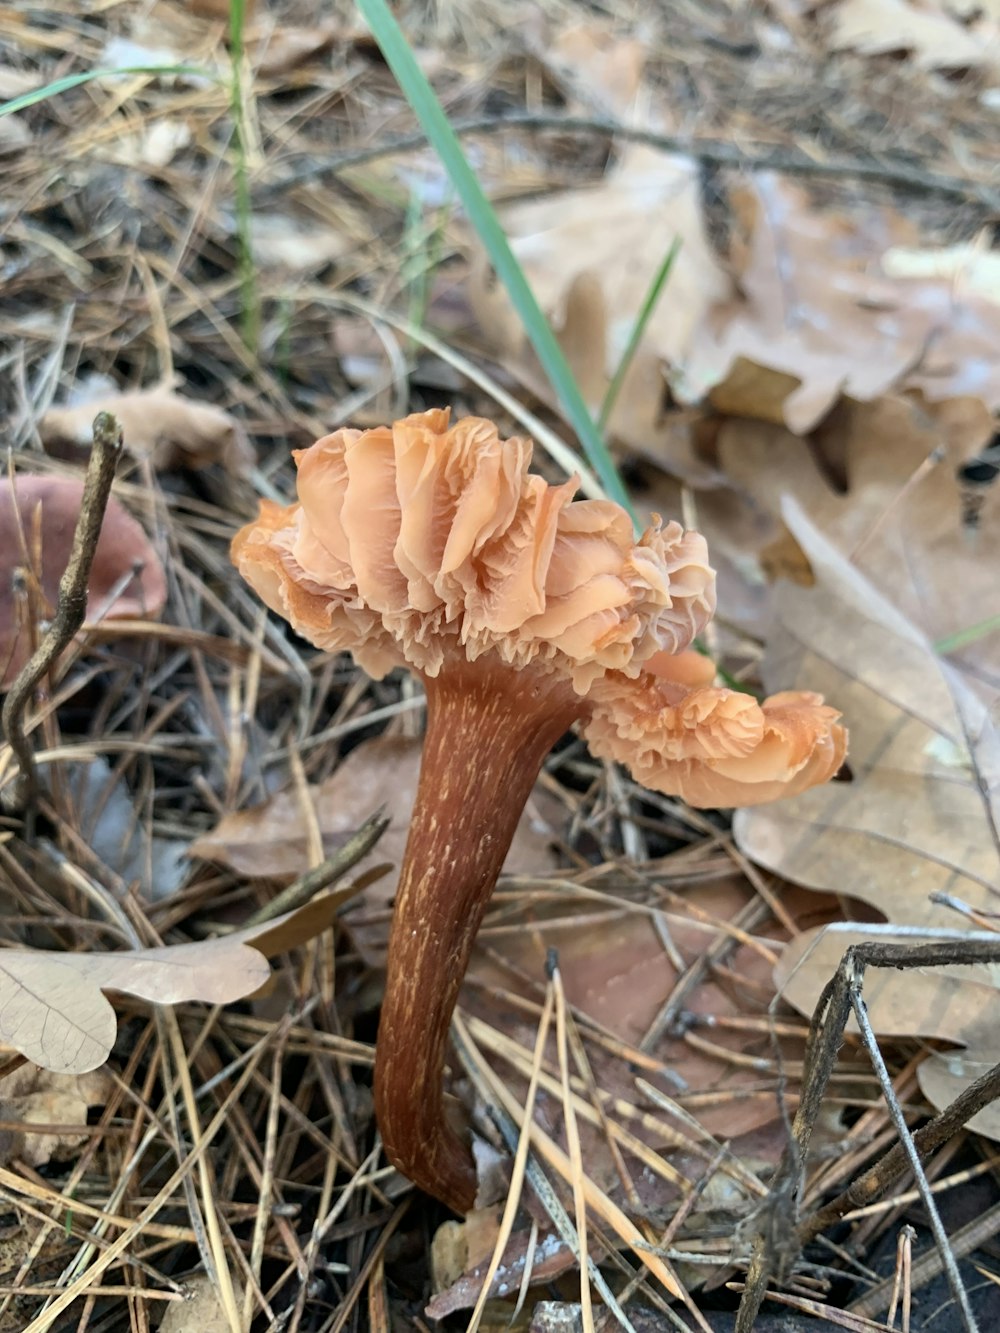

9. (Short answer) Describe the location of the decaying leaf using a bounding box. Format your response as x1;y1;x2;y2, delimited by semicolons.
713;394;996;658
192;734;560;967
684;175;1000;431
0;1065;113;1168
248;18;343;77
0;474;168;689
735;501;1000;1129
40;382;254;476
0;894;348;1075
827;0;1000;73
428;1207;574;1319
775;925;1000;1139
531;19;648;117
467;145;733;471
684;175;917;431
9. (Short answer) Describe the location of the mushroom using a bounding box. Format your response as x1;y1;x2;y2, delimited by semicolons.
0;475;167;689
232;408;846;1212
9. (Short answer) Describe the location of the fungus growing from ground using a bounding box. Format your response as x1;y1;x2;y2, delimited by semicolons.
0;475;167;689
233;408;846;1212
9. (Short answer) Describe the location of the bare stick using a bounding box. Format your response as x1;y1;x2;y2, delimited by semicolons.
851;993;978;1332
736;938;1000;1331
2;412;123;814
800;1058;1000;1245
268;113;1000;213
244;808;390;926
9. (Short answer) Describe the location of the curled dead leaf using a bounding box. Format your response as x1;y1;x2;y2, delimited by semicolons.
40;383;254;476
0;1065;113;1168
0;895;347;1076
466;146;733;477
736;500;1000;1129
0;474;167;689
685;175;1000;430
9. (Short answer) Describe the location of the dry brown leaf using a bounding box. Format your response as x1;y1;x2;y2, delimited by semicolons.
735;500;1000;1127
248;19;342;77
736;496;1000;926
466;879;832;1183
467;146;733;476
828;0;1000;72
40;383;254;476
531;19;648;117
192;735;560;968
0;895;346;1075
428;1206;574;1320
775;925;1000;1139
713;395;998;674
0;1065;113;1168
684;176;921;431
0;474;168;689
685;176;1000;431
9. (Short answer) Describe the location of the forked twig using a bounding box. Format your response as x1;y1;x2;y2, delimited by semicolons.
1;412;124;814
736;935;1000;1331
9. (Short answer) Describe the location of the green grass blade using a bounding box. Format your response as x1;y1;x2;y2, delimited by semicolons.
935;613;1000;655
597;237;680;432
0;66;215;118
354;0;635;520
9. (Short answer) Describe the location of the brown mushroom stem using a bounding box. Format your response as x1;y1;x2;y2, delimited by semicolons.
374;660;585;1212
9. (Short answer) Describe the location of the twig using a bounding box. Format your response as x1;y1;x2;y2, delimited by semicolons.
736;937;1000;1331
244;807;390;925
850;985;978;1331
266;112;1000;212
800;1059;1000;1245
1;412;123;816
850;1203;1000;1321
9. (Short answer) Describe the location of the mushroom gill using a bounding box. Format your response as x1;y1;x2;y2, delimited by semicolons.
232;408;846;1212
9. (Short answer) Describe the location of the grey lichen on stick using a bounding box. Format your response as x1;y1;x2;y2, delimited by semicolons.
1;411;124;816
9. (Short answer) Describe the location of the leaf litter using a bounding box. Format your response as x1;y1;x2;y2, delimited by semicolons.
3;0;1000;1326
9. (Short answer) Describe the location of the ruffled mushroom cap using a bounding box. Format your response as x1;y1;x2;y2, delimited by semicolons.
585;674;846;808
0;475;167;689
234;408;716;686
233;408;843;807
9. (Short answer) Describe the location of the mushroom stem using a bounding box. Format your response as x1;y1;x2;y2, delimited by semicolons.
374;660;584;1212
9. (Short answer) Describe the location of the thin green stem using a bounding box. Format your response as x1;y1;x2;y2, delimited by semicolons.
354;0;635;522
597;237;681;432
0;66;215;118
935;613;1000;655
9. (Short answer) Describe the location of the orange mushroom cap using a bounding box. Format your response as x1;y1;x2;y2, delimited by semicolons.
232;408;844;807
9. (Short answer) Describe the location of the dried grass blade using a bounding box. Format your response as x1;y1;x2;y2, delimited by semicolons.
466;980;555;1332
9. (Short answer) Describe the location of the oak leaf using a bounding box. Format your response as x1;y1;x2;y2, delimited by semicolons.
40;382;253;476
0;895;347;1076
735;500;1000;1131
